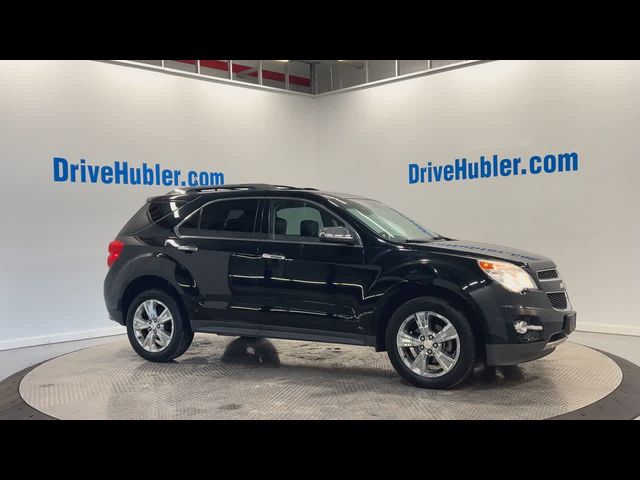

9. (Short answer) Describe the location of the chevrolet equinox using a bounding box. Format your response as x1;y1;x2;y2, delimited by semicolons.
103;184;576;389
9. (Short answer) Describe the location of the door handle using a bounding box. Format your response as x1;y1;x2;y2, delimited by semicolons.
262;253;286;260
177;244;198;253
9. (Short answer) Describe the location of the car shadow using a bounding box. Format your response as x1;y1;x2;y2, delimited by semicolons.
181;337;539;391
219;337;281;367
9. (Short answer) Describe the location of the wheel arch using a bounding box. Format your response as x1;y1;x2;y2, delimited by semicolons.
372;282;487;353
119;275;189;327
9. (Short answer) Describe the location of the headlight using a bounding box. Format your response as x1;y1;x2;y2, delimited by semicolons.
477;259;537;293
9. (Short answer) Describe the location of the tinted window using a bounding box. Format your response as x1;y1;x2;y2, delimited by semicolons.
119;201;187;234
151;201;188;229
119;203;150;235
179;199;259;238
271;199;344;242
178;209;201;236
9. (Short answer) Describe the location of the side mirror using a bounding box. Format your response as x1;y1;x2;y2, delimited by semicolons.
319;226;356;245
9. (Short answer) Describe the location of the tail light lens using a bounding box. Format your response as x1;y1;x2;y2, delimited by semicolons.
107;240;125;268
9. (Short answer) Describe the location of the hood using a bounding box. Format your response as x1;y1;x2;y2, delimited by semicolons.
413;239;555;270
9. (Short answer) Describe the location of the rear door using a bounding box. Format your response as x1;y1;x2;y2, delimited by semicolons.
164;197;265;333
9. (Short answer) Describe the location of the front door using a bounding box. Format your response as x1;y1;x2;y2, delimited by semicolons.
257;198;376;344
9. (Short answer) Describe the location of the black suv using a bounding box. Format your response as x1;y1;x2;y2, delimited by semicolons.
104;184;576;388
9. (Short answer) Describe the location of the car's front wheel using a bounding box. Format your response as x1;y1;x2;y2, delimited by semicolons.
386;296;476;389
126;289;194;362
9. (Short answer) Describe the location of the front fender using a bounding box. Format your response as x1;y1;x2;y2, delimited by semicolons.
364;251;490;344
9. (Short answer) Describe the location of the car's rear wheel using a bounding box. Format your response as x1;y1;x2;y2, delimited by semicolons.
126;289;193;362
386;296;476;389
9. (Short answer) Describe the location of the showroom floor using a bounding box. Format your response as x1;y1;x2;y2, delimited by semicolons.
0;335;123;382
1;331;639;419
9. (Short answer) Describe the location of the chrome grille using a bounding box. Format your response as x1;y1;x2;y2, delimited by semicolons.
538;268;559;280
547;292;568;310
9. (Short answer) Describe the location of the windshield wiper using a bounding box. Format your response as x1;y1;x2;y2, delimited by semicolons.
404;236;447;243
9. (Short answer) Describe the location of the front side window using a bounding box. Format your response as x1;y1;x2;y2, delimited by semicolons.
177;199;259;238
341;198;441;242
270;199;345;242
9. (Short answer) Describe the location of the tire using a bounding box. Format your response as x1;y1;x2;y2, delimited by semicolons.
386;296;476;389
126;289;194;362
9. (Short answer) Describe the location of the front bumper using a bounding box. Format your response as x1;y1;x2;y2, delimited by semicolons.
486;332;569;366
484;309;576;366
471;282;577;366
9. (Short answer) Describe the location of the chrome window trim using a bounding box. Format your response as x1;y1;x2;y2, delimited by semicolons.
174;196;363;247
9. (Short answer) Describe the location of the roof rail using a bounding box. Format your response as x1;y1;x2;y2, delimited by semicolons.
270;185;319;191
167;184;319;194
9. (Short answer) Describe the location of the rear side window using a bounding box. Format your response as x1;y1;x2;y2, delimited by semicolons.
177;199;259;238
119;201;187;235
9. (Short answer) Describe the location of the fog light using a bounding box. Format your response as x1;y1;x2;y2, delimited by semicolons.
514;320;529;335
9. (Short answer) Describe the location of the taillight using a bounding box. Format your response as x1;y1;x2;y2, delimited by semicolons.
107;240;125;268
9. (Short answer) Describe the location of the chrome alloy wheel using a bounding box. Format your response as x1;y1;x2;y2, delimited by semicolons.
132;300;174;353
396;311;460;378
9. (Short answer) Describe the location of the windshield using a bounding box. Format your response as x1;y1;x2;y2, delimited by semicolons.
341;198;441;242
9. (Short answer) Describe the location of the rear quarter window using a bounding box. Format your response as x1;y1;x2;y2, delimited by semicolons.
119;201;187;235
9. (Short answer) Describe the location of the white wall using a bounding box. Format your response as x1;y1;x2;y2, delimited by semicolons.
1;60;638;349
315;60;640;336
0;60;316;349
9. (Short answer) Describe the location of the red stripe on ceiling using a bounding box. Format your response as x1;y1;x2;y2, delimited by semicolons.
173;60;310;87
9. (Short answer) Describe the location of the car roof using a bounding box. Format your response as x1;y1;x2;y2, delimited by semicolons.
147;184;371;203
